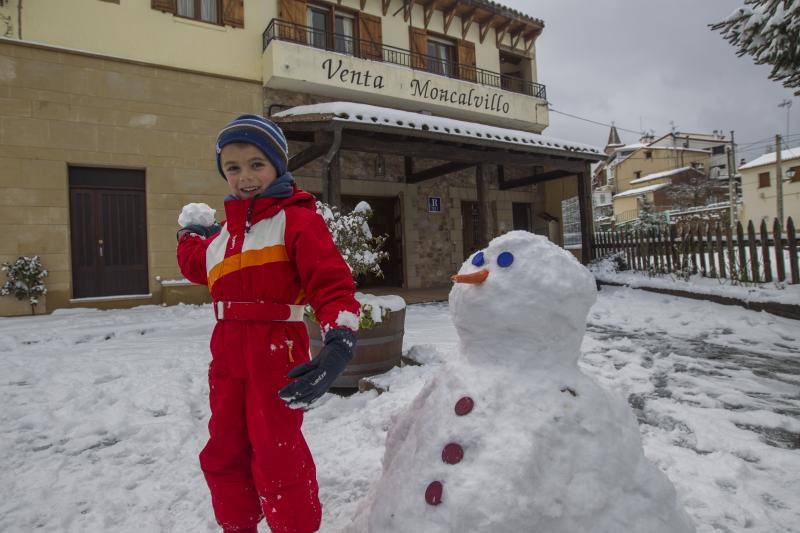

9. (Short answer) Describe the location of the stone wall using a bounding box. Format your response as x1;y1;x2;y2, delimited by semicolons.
0;40;261;316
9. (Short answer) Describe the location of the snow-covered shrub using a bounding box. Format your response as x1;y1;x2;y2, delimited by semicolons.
1;256;48;315
317;201;389;280
314;201;396;330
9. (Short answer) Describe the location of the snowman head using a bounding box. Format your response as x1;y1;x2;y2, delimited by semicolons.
448;231;597;367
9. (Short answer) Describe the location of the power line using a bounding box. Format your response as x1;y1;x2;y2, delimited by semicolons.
548;106;643;135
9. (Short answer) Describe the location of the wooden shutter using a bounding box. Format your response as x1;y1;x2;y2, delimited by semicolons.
457;39;476;82
357;12;383;61
222;0;244;28
151;0;176;14
409;27;427;70
790;166;800;182
278;0;307;42
758;172;770;188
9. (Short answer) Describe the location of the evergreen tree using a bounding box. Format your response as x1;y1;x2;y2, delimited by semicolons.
710;1;800;95
632;198;666;231
1;256;48;315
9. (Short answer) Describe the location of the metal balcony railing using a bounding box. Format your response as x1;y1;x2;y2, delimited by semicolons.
263;19;547;100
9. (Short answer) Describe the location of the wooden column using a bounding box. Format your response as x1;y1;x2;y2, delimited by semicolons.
325;152;342;209
577;162;594;264
322;126;343;208
476;163;490;248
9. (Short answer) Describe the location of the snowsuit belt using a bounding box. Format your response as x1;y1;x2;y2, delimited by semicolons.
214;301;306;322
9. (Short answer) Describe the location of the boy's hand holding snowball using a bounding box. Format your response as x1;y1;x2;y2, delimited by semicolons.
177;203;221;240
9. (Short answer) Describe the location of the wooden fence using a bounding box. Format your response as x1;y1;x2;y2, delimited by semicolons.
592;217;799;285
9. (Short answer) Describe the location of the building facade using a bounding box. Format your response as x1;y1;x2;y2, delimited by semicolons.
0;0;601;316
739;147;800;226
593;128;733;227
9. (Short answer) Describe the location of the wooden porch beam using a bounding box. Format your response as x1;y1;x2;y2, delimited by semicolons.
461;7;476;38
476;163;490;247
404;0;415;22
288;142;330;171
404;156;414;181
510;29;522;50
498;169;575;190
478;16;494;43
381;0;391;16
577;162;594;263
360;0;367;9
407;161;476;183
494;19;511;47
423;0;435;28
443;5;457;34
338;133;568;166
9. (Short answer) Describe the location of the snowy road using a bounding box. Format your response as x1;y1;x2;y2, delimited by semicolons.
0;287;798;532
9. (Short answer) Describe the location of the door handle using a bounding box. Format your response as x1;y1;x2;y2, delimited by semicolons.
98;239;104;257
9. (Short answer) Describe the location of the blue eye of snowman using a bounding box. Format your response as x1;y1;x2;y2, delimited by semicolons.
471;251;485;267
497;251;514;267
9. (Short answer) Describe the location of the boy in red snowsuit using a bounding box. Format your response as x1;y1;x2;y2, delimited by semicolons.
177;114;360;533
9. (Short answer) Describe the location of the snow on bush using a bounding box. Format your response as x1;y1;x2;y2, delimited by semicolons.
1;256;48;315
317;201;389;280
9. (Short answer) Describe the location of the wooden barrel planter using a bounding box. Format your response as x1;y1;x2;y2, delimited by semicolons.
305;307;406;388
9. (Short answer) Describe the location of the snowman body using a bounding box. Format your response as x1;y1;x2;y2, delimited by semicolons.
348;232;695;533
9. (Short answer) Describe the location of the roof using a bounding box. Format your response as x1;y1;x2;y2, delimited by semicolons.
739;147;800;170
613;182;670;199
629;166;697;185
273;102;603;157
606;125;622;148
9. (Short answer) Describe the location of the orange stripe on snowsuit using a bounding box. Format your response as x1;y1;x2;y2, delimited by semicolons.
207;245;289;290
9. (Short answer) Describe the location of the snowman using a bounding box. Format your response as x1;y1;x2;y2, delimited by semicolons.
347;231;695;533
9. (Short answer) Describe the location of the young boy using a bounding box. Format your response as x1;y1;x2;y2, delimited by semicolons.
177;114;360;533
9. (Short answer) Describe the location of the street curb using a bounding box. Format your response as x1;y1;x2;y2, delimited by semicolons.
597;280;800;321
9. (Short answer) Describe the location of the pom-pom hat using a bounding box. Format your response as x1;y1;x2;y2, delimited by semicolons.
215;114;289;179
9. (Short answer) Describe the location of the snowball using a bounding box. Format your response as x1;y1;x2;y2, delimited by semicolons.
178;203;216;227
335;310;360;332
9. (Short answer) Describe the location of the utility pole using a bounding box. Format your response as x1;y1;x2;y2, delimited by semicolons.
729;130;738;228
776;134;784;225
778;100;792;138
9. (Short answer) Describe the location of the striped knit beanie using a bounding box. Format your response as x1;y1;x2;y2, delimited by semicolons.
215;114;289;179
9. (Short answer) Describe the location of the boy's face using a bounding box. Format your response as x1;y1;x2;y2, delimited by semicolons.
220;143;278;200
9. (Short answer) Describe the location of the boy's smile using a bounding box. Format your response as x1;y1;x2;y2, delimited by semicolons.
220;143;278;200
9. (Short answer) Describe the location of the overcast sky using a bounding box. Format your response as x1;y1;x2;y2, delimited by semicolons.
503;0;798;162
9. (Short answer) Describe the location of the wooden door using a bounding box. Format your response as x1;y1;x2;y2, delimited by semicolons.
69;167;149;298
461;201;480;259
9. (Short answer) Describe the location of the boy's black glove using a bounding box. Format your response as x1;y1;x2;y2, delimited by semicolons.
279;328;356;409
176;222;221;241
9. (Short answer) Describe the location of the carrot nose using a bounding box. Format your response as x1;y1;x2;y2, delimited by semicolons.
451;269;489;284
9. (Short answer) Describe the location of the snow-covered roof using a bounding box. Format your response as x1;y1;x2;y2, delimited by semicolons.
629;166;694;185
614;143;647;153
613;182;670;199
273;102;603;156
739;147;800;170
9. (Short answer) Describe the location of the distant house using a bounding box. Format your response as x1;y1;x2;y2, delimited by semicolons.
593;128;734;227
739;147;800;225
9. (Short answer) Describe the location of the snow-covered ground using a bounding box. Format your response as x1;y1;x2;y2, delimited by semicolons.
1;287;798;532
591;255;800;305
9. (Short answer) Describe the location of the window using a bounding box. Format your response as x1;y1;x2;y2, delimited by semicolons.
561;196;582;250
334;11;355;55
645;151;652;160
634;171;642;180
758;171;770;188
307;5;330;49
789;166;800;183
177;0;219;24
711;145;726;155
512;203;532;231
426;36;456;77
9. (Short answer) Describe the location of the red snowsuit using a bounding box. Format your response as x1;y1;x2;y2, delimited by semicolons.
177;187;359;533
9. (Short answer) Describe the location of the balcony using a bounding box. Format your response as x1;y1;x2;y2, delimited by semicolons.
261;19;549;131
